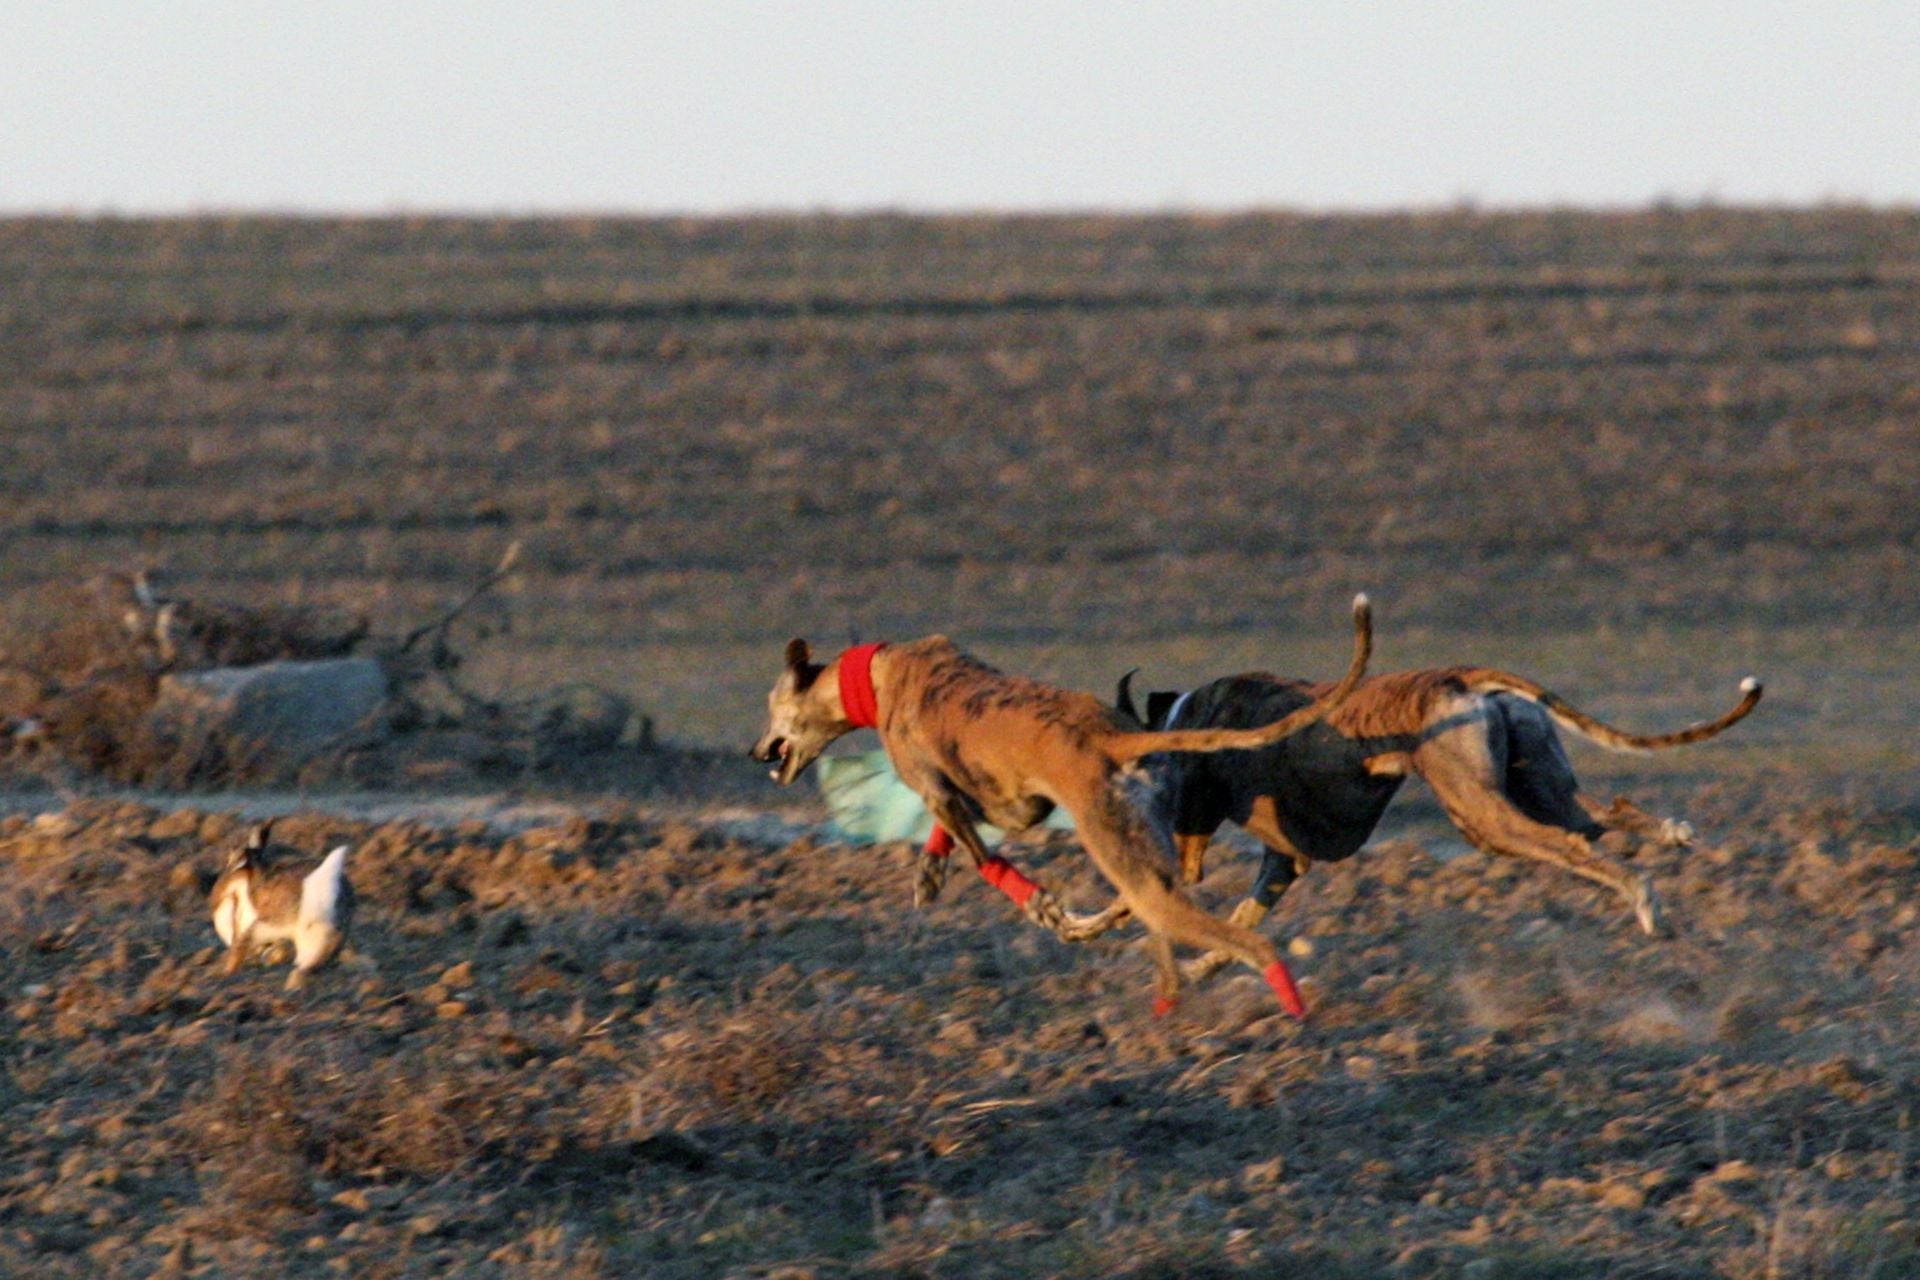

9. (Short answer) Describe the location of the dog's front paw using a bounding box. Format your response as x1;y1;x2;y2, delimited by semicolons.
1179;948;1236;985
1658;819;1695;848
1056;903;1130;942
1023;888;1068;933
913;851;950;908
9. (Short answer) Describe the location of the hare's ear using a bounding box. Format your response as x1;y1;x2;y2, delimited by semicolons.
240;821;274;860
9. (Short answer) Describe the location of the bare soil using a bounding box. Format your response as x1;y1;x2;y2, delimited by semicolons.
2;210;1917;747
3;780;1919;1278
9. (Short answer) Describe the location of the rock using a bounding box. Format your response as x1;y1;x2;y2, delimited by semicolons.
32;812;79;838
1813;1056;1876;1102
332;1188;372;1214
1596;1180;1647;1211
1844;929;1882;960
919;1196;955;1228
1704;1160;1760;1183
165;863;206;907
1823;1151;1863;1180
1241;1156;1286;1189
148;810;205;841
439;961;474;989
148;658;389;757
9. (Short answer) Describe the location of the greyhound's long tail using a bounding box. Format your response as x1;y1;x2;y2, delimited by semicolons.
1107;594;1372;763
1465;670;1762;754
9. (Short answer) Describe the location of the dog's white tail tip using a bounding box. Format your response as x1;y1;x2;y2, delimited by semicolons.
1739;676;1761;696
1352;592;1371;614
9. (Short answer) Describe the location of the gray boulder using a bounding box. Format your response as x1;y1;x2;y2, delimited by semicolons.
149;658;390;756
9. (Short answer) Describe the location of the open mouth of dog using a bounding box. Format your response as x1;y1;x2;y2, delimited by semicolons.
755;737;801;783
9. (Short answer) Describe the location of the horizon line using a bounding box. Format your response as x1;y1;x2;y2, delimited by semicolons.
5;195;1919;222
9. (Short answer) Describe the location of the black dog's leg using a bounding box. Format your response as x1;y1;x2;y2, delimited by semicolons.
1248;849;1300;915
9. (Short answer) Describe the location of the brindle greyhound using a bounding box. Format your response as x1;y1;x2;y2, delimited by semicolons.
751;596;1374;1019
1075;663;1762;982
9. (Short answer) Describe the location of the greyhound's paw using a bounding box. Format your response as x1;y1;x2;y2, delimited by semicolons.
1057;915;1118;943
1658;819;1695;848
912;852;950;909
1179;949;1236;986
1632;875;1667;937
1025;891;1109;943
1022;888;1067;932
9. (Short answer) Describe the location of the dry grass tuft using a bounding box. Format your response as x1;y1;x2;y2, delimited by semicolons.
180;1054;316;1234
640;1019;815;1123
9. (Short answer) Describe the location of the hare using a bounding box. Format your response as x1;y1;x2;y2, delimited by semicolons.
209;820;355;990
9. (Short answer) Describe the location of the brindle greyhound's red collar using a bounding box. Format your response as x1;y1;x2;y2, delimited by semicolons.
835;641;1041;905
836;642;888;730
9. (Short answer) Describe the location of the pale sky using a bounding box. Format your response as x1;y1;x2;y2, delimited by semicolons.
4;1;1917;213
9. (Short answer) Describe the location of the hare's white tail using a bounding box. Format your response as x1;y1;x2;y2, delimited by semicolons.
300;845;350;928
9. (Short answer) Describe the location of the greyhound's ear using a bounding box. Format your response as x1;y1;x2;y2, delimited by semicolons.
246;820;273;852
1145;692;1179;730
1114;669;1141;723
784;638;823;692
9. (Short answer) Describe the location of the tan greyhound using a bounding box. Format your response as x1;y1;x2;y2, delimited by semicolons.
751;596;1373;1018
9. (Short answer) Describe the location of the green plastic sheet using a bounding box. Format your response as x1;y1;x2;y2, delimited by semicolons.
816;750;1075;847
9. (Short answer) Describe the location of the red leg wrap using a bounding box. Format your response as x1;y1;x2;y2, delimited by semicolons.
1263;960;1307;1021
977;855;1038;908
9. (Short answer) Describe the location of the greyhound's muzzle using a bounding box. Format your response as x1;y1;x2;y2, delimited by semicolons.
751;736;793;782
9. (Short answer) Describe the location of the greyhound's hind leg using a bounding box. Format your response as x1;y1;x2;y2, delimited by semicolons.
1576;793;1695;848
1422;737;1666;936
1078;801;1307;1018
1182;848;1300;985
